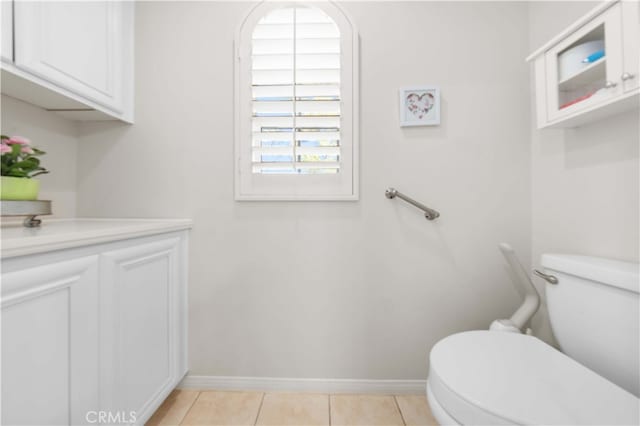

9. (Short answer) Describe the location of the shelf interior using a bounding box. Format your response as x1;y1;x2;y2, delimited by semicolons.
558;57;606;91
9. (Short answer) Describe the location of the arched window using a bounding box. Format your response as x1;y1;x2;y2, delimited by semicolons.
235;2;358;200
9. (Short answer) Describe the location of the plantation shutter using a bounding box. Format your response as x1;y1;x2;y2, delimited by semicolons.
251;6;341;175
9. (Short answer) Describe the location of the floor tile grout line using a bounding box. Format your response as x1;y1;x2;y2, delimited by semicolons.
156;390;433;426
178;390;202;426
393;395;407;426
253;392;266;426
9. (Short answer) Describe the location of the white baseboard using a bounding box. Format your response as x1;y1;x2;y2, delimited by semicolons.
178;375;427;395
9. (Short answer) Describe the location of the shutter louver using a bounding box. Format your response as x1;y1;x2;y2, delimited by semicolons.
251;6;341;175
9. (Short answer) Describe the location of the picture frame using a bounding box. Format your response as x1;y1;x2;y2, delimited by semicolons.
399;86;441;127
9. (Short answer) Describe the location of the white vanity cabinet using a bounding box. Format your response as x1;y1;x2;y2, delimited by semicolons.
528;0;639;129
0;1;134;122
1;221;190;426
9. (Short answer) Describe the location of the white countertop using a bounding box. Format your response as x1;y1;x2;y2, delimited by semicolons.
1;218;193;259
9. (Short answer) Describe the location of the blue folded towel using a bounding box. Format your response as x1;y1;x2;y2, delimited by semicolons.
582;49;605;63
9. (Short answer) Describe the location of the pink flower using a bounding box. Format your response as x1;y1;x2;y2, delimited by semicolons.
21;146;34;154
6;136;30;145
0;143;10;153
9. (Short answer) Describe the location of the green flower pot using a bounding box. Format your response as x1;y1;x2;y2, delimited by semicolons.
1;176;40;200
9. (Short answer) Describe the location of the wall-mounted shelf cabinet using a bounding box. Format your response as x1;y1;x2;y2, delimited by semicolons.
528;1;639;129
0;1;134;123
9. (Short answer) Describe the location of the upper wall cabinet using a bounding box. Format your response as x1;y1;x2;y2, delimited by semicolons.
0;1;134;123
528;1;639;129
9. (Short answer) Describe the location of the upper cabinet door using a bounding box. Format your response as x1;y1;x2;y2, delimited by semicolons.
1;0;12;62
13;1;125;113
621;0;639;93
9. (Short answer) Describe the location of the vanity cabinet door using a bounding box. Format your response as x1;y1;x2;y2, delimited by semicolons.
1;0;12;62
13;1;126;113
100;237;184;423
1;256;100;426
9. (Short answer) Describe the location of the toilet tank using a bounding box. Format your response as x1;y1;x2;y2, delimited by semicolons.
542;254;639;397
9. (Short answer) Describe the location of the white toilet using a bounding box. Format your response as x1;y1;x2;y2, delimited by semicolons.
426;251;640;425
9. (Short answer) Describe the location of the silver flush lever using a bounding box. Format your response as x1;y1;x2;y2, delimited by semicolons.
533;269;559;285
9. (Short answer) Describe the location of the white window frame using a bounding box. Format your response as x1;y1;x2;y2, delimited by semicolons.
234;1;359;201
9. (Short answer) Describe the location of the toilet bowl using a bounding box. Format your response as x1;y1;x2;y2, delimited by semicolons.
426;252;640;425
427;331;639;425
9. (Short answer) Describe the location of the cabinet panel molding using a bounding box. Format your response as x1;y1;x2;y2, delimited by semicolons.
1;256;96;307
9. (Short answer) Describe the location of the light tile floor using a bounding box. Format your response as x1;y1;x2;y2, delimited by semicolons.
147;390;438;426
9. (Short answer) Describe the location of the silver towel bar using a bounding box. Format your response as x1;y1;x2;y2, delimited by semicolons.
385;188;440;221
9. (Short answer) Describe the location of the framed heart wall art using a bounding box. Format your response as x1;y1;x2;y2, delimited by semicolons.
399;86;440;126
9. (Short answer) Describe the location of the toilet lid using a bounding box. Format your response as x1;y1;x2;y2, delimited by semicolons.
429;331;640;425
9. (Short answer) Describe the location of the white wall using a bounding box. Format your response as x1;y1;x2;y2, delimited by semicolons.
1;95;79;217
528;2;640;341
76;1;531;379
